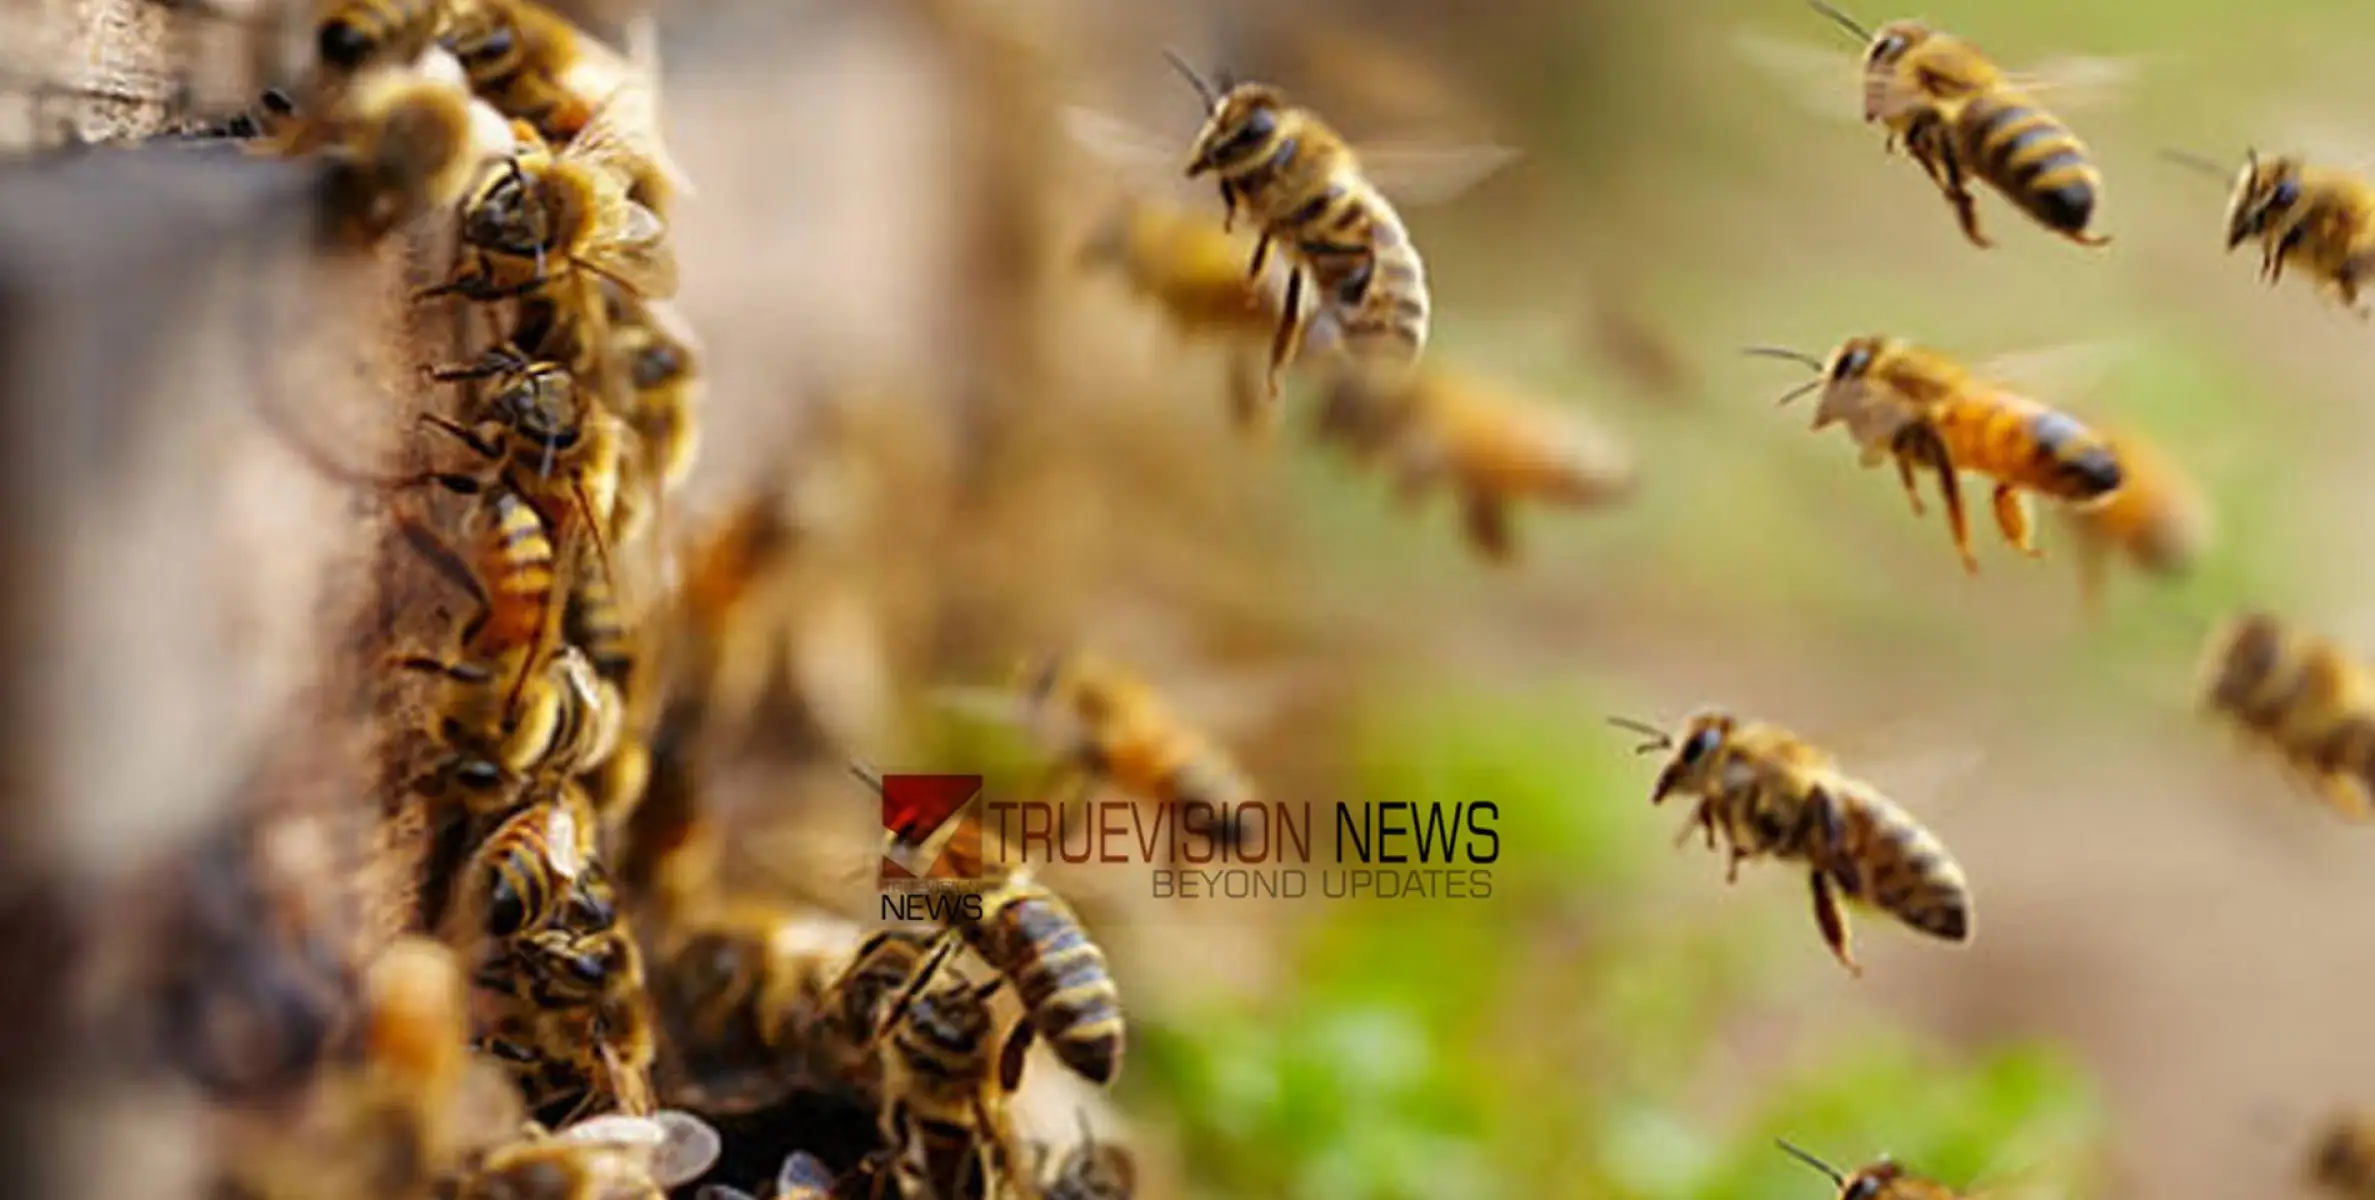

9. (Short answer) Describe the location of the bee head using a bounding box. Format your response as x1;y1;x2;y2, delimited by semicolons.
2226;151;2302;250
1839;1161;1907;1200
490;362;580;451
461;155;550;256
629;331;687;389
1827;336;1889;383
2203;611;2286;715
1186;84;1287;177
315;17;377;71
1863;20;1931;69
1624;711;1732;803
444;6;517;70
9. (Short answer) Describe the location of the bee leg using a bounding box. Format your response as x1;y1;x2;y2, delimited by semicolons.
1266;269;1306;399
1918;430;1978;575
418;412;508;463
1461;493;1516;563
1725;846;1748;885
391;655;494;685
1247;228;1273;279
1892;450;1927;517
1217;178;1240;231
1810;870;1863;977
1910;121;1991;249
1990;484;2040;558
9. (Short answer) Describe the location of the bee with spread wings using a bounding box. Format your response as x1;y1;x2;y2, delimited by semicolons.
1062;53;1520;416
1735;2;2137;248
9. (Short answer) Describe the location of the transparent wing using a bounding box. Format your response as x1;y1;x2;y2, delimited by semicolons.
2001;53;2146;110
561;79;673;195
647;1110;725;1187
1350;142;1522;207
1062;104;1191;187
557;1113;670;1149
1971;340;2129;406
1730;30;1862;124
776;1150;839;1195
2249;105;2375;175
581;197;681;299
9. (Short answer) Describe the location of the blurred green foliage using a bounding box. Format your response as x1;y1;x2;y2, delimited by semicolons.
1132;684;2104;1199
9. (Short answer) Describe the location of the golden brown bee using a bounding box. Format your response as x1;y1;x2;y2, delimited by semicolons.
864;937;1036;1200
647;905;917;1115
2193;150;2375;313
476;936;662;1123
602;283;705;496
2056;423;2211;613
300;61;517;244
1007;650;1259;835
1040;1113;1137;1200
424;82;677;351
2198;611;2375;819
1749;336;2124;575
1314;359;1636;561
1811;2;2112;249
441;777;603;946
312;0;447;75
954;863;1127;1088
455;1109;722;1200
438;0;686;206
1609;711;1974;975
1162;53;1516;404
2309;1111;2375;1198
1779;1139;1966;1199
1076;197;1287;432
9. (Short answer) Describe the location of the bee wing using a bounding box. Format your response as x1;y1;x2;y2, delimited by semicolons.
777;1150;840;1195
1729;30;1864;124
1346;141;1523;208
645;1110;725;1187
1969;340;2129;407
584;193;682;299
2000;53;2145;111
1062;104;1191;185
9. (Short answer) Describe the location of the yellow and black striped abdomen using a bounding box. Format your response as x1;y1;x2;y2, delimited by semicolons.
481;489;556;652
965;884;1124;1084
1298;179;1427;370
1935;394;2122;502
1954;92;2101;237
1826;790;1972;944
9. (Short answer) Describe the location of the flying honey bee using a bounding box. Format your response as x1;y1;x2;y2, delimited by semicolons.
2163;148;2375;314
1798;1;2117;249
2197;611;2375;820
1076;197;1289;433
455;1109;722;1200
2309;1111;2375;1198
1778;1140;1967;1199
863;937;1036;1200
1608;711;1974;975
1748;336;2125;575
1064;54;1518;409
2056;423;2211;613
1040;1112;1138;1200
1313;359;1637;561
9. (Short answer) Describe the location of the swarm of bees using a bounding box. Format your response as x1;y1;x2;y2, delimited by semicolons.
36;0;2375;1194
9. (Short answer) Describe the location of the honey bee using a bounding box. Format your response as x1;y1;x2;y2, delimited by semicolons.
865;937;1036;1200
305;61;518;244
602;284;705;496
1778;1139;1965;1199
312;0;447;75
438;0;687;204
1076;197;1287;432
1808;1;2113;249
956;864;1127;1088
1039;1112;1137;1200
456;1109;722;1200
1067;56;1516;408
1748;336;2125;574
2165;149;2375;313
2197;611;2375;819
1000;649;1260;835
2056;423;2211;612
1608;711;1974;975
425;81;678;314
440;777;602;947
646;903;899;1114
2309;1111;2375;1198
1313;359;1636;561
477;942;663;1123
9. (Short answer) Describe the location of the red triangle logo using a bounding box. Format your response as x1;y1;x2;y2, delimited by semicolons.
878;774;983;882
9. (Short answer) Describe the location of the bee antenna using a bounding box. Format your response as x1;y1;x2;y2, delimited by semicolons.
1604;715;1672;755
2158;148;2232;179
1161;49;1219;110
1805;0;1872;44
1741;345;1824;371
1776;1140;1847;1186
847;760;886;796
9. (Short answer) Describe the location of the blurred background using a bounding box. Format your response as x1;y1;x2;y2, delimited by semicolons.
24;0;2375;1196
